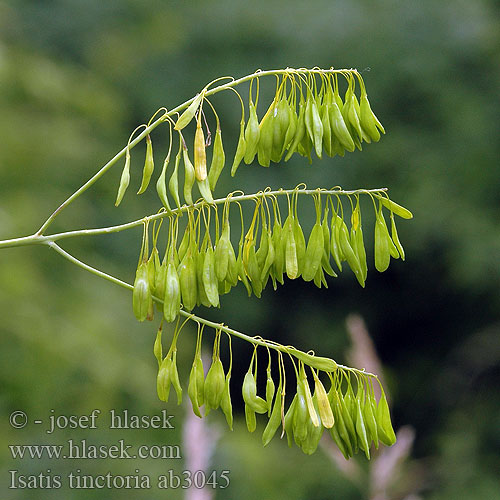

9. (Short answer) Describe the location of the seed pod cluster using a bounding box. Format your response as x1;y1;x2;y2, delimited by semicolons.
231;69;384;174
131;188;412;324
154;320;396;457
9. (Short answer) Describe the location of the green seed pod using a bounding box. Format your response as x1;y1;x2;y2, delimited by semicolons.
359;92;385;142
376;196;413;219
271;221;285;284
377;391;396;446
244;100;260;164
194;121;207;182
260;230;275;282
294;217;306;277
168;149;182;209
329;101;355;152
390;213;405;260
133;261;153;322
339;220;365;286
265;370;275;415
302;222;324;282
220;374;233;430
257;101;275;167
288;349;337;372
245;404;257;433
262;382;282;446
195;356;205;407
156;356;172;402
153;324;162;367
321;103;333;157
154;259;167;302
314;375;334;429
215;222;231;282
281;100;297;156
196;245;211;308
284;215;298;279
329;390;353;457
163;262;181;322
174;93;204;130
284;99;306;161
242;371;268;414
329;420;351;459
188;362;202;418
310;97;324;158
170;351;182;405
330;213;343;272
284;395;297;447
156;154;171;210
363;392;379;448
300;395;324;455
196;177;214;204
301;373;320;428
374;211;391;272
271;98;289;163
255;222;269;270
355;397;371;459
203;246;220;307
293;381;309;444
178;251;197;311
225;240;238;287
230;119;246;177
115;149;131;207
137;135;154;195
339;392;358;452
237;249;252;297
207;126;225;190
182;147;195;205
244;242;262;298
204;358;225;410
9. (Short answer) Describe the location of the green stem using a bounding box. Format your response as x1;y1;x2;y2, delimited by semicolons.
48;241;376;379
0;187;387;249
34;67;360;235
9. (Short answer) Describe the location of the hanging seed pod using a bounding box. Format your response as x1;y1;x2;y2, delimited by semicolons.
220;374;233;430
284;395;298;447
204;358;225;410
207;125;225;190
155;259;167;303
237;248;252;297
178;251;197;311
301;370;320;428
265;369;275;416
339;219;365;286
280;99;297;156
230;119;246;177
271;220;285;285
133;261;153;322
302;222;324;282
284;214;298;279
355;397;371;459
390;212;405;260
182;147;195;205
245;404;257;433
309;94;324;158
203;246;220;307
359;92;385;142
284;98;306;161
168;147;182;209
170;351;183;405
194;120;207;182
271;98;289;163
260;229;275;282
376;196;413;219
329;101;355;152
300;396;324;455
175;92;204;130
288;348;337;372
363;391;379;448
262;381;282;446
242;370;268;414
163;262;181;322
313;373;334;429
137;135;155;195
244;100;260;164
329;389;354;457
156;154;171;210
196;243;211;308
321;102;333;157
215;221;231;282
374;207;391;272
115;149;131;206
153;323;163;367
188;362;202;418
293;380;309;444
377;390;397;446
156;356;172;402
257;101;275;167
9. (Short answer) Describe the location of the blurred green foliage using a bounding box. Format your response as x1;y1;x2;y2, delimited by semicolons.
1;0;499;498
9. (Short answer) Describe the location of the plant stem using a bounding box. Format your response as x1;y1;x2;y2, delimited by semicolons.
34;67;361;235
47;241;376;379
0;187;387;249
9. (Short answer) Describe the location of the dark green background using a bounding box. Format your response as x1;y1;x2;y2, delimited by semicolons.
1;0;499;498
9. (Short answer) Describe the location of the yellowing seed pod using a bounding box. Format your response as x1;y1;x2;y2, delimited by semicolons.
194;121;207;181
137;135;154;195
175;93;204;130
182;147;195;205
313;375;334;428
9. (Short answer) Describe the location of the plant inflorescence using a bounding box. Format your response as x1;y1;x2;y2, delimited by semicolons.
0;67;412;457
